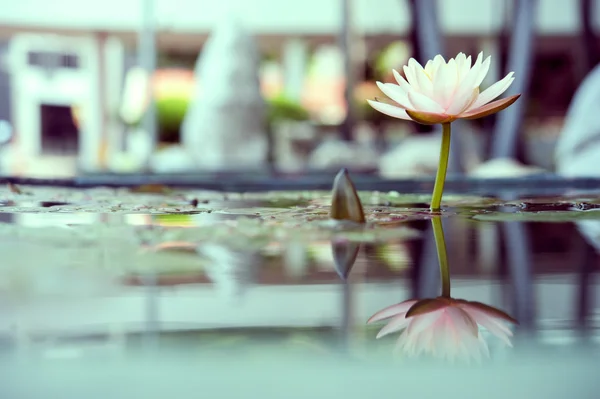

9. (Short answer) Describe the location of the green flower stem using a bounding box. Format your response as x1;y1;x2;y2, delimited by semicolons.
430;122;452;212
432;216;451;298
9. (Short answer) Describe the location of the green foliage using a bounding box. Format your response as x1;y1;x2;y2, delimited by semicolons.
373;41;409;81
141;92;311;141
355;98;380;121
155;95;190;142
266;95;310;126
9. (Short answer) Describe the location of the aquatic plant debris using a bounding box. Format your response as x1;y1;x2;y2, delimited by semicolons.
2;185;600;294
1;186;600;221
0;184;422;254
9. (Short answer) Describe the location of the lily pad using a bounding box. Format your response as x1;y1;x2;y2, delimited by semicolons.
472;209;600;222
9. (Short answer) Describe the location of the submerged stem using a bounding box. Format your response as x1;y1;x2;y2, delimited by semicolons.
430;123;452;212
432;216;450;298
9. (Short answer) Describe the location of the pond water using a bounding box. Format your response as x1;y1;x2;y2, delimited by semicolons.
0;183;598;398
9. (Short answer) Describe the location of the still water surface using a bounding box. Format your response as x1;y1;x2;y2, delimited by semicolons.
0;185;598;398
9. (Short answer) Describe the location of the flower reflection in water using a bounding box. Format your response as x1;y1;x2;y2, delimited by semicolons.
367;297;517;362
367;216;518;362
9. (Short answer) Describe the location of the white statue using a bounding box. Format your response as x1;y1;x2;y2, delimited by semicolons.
181;15;268;170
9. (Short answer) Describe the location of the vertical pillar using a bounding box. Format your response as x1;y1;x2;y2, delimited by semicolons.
490;0;538;159
96;32;109;170
339;0;355;141
138;0;158;170
104;36;126;156
282;38;308;102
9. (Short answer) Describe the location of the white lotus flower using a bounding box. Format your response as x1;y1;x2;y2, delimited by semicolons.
367;297;518;362
368;52;520;125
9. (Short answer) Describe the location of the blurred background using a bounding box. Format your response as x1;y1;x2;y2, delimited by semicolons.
1;3;600;396
0;0;594;179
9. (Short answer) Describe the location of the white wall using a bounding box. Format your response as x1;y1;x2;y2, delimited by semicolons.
0;0;595;36
6;34;102;173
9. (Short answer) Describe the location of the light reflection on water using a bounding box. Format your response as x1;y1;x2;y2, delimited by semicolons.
0;187;599;397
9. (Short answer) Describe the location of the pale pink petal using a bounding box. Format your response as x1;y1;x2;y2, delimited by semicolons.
375;314;413;338
394;329;410;355
429;314;447;358
459;332;482;363
432;58;458;109
473;55;492;87
409;58;434;98
414;322;435;355
456;342;472;364
455;53;470;82
465;335;484;362
424;60;433;75
430;54;445;77
366;100;412;120
459;54;473;83
392;69;412;92
445;314;468;361
467;72;515;111
446;306;479;337
467;52;485;80
375;81;412;109
463;306;514;346
444;309;468;359
403;61;421;92
406;308;445;335
448;86;479;116
456;88;480;115
367;299;417;323
445;52;484;115
407;90;446;114
478;332;490;358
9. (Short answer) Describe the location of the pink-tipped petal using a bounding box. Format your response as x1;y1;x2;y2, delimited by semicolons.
366;299;417;324
375;314;413;339
406;109;454;125
375;81;412;109
461;300;519;324
367;100;412;120
446;306;479;337
460;94;520;120
467;72;515;111
462;307;514;346
407;91;446;114
406;308;444;335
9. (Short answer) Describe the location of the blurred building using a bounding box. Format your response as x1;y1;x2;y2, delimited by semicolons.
0;0;597;175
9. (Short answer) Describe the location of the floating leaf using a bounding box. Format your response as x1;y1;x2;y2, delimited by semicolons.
472;209;600;223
